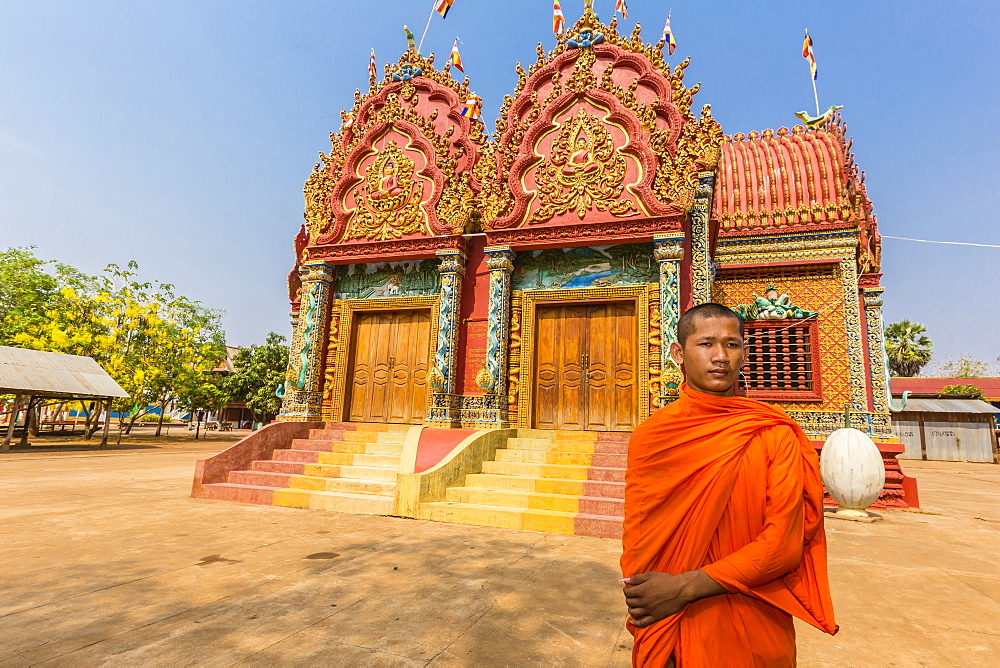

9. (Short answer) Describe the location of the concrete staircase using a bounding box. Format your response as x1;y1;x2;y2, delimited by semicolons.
417;429;630;538
198;422;410;515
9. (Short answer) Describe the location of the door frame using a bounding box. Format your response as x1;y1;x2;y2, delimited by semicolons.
323;296;438;423
515;285;652;430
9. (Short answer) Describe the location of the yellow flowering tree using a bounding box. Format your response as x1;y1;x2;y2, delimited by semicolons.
14;261;227;437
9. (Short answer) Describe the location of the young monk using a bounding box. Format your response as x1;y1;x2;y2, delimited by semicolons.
621;303;837;667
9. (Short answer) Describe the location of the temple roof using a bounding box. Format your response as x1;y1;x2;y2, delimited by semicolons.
713;122;863;236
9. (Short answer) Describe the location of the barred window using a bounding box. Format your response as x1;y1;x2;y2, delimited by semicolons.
741;320;822;401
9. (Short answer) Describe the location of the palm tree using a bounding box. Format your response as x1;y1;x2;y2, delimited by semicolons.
885;320;933;377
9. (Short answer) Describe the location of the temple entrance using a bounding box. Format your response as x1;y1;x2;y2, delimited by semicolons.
532;300;637;431
345;309;431;424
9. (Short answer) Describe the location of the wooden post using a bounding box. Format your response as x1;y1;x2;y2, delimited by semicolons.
18;397;34;447
3;394;22;452
100;398;112;449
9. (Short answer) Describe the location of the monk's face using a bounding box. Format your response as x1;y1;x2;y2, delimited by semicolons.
670;315;744;397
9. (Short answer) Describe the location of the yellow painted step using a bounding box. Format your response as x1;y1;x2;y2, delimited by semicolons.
480;460;590;480
316;451;400;468
273;488;394;515
446;487;580;513
514;429;598;441
506;438;597;454
350;423;411;433
494;449;593;466
418;502;576;535
344;431;399;443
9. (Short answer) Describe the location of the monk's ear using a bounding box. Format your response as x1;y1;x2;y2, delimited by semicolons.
669;341;683;366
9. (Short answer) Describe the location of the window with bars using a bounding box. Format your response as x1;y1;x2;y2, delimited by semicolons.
741;320;822;401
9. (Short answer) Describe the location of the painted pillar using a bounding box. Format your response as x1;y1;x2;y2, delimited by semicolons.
862;283;890;413
839;257;869;412
429;249;466;424
279;261;335;421
477;245;515;425
689;171;716;305
654;235;684;405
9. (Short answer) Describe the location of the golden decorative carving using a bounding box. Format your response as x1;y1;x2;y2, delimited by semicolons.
532;108;636;221
346;141;425;241
478;6;724;227
305;46;487;244
507;299;522;411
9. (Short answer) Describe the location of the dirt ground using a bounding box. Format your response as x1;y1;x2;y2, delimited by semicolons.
0;436;997;667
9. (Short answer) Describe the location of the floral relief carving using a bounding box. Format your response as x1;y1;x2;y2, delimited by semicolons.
531;109;636;222
345;142;426;241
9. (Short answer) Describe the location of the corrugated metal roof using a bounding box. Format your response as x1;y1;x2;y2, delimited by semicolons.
898;397;999;414
891;377;1000;401
0;346;129;398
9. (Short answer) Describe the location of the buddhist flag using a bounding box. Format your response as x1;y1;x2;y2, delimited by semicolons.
553;0;565;35
616;0;628;19
435;0;455;18
342;111;355;130
803;30;817;80
461;94;482;119
662;17;677;55
450;39;465;73
369;49;377;79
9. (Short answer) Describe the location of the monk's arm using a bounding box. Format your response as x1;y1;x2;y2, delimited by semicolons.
700;426;806;594
623;570;727;627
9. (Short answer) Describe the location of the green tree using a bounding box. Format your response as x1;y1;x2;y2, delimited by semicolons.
0;247;94;345
939;355;989;378
179;380;229;440
220;332;289;424
941;384;986;400
885;320;933;377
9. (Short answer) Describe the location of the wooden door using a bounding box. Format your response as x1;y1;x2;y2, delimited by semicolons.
347;310;430;424
533;301;636;431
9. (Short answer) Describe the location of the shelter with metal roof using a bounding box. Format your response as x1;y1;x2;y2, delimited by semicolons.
891;394;998;463
0;346;128;450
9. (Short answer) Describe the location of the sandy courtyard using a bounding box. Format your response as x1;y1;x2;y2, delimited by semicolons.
0;433;997;666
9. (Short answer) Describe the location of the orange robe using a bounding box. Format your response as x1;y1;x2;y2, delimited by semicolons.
622;384;837;667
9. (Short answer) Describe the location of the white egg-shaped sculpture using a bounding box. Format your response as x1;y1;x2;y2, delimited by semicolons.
820;428;885;516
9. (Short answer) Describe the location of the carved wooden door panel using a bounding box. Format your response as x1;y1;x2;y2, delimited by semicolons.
585;302;637;431
533;301;637;431
347;312;394;423
535;305;587;430
386;309;430;424
347;310;431;424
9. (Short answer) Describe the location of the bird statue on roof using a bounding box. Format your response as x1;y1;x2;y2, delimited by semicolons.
795;105;843;130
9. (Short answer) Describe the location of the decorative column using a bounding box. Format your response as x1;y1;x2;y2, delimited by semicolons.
428;249;466;425
861;279;891;413
279;261;335;421
689;171;716;305
839;257;869;413
654;235;684;405
477;246;515;425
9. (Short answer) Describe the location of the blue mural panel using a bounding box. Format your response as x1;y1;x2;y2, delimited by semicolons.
333;260;440;299
512;244;656;290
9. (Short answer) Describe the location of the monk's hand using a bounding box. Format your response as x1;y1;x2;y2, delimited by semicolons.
622;572;688;627
622;570;726;628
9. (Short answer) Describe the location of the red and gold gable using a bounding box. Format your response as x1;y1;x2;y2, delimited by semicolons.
304;49;486;263
478;9;722;247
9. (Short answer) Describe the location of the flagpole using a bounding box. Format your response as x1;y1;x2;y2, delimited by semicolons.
811;77;820;116
417;0;437;54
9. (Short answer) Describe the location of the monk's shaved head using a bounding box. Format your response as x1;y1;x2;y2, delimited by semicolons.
677;303;745;345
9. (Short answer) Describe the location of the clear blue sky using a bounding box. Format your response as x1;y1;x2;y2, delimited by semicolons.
2;1;998;372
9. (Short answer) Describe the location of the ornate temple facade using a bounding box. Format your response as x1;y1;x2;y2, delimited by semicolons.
278;8;892;444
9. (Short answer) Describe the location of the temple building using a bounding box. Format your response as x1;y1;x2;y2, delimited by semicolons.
192;7;916;530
